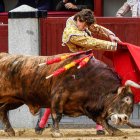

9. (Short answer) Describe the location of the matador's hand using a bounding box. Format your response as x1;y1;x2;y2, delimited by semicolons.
109;35;121;43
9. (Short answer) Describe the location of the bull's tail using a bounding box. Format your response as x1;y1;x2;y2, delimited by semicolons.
127;121;140;128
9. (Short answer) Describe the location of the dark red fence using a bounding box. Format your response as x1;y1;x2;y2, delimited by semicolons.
0;23;8;52
0;13;8;24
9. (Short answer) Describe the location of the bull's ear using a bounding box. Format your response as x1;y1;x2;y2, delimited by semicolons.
117;86;125;95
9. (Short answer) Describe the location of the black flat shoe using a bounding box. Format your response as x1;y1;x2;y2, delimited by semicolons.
96;130;105;135
35;119;45;135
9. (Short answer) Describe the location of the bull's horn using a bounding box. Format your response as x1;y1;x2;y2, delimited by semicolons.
117;87;125;94
125;80;140;88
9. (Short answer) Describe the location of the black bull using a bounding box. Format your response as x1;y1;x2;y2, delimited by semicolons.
0;53;140;137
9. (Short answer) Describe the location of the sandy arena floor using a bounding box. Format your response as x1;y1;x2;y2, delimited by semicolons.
0;127;140;140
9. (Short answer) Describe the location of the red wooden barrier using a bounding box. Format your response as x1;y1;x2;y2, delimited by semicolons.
0;24;8;52
0;13;8;24
0;13;8;53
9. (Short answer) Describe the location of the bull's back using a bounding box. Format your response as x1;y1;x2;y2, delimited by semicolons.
0;53;72;105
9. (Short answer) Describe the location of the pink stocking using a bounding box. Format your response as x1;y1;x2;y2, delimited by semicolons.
96;124;104;131
39;108;51;128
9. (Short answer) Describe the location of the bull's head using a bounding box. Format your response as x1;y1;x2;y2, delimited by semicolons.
108;80;140;125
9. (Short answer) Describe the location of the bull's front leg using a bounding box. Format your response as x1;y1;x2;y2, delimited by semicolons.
51;111;63;137
101;120;124;136
51;88;64;137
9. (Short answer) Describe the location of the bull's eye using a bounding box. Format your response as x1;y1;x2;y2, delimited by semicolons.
123;96;132;104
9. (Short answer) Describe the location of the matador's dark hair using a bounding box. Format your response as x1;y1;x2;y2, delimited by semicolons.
74;9;96;26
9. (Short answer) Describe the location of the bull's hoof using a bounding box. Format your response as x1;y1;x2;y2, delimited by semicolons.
112;130;125;136
96;130;105;135
5;128;15;136
35;119;45;135
35;128;44;135
51;130;63;138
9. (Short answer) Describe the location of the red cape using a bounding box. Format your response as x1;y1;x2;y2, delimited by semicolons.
113;42;140;103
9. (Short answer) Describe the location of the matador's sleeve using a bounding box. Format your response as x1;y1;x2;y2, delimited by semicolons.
67;35;117;52
89;24;116;40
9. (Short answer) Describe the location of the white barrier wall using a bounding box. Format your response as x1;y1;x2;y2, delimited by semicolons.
8;6;40;55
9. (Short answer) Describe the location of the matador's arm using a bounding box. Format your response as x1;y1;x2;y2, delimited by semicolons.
67;35;117;52
89;24;116;40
